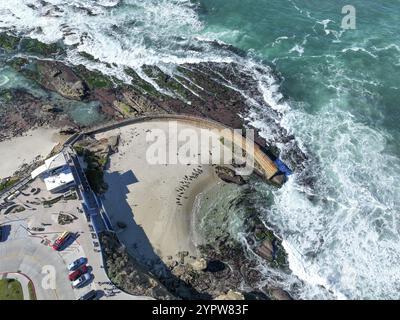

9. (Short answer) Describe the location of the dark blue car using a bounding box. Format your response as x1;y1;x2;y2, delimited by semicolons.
68;257;88;271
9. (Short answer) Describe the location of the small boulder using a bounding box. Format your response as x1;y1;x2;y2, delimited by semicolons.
41;104;57;113
215;290;245;300
271;174;286;186
59;127;78;135
191;258;208;272
37;60;87;100
269;287;293;300
255;239;274;261
214;166;246;185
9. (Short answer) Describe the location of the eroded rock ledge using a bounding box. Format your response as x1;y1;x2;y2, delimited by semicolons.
1;32;306;172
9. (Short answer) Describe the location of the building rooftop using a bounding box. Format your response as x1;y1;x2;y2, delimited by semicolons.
31;153;68;179
43;166;75;192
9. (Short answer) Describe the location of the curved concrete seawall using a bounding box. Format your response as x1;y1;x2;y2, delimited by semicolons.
80;114;281;181
0;114;283;199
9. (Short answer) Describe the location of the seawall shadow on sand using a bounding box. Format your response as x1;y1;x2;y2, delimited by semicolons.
101;169;211;299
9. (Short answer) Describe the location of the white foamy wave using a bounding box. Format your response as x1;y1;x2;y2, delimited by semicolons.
97;0;121;7
0;0;211;70
240;47;400;299
258;103;400;299
342;47;378;59
282;239;347;299
289;44;304;56
0;74;10;86
272;36;291;47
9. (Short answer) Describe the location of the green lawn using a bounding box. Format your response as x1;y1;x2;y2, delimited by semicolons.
0;178;19;192
0;279;24;300
28;281;37;300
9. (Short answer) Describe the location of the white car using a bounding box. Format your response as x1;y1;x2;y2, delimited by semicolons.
72;273;91;288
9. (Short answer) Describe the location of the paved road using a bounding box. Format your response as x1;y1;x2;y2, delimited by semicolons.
0;222;75;300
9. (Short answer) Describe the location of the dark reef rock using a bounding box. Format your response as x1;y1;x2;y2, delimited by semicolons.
0;33;20;52
0;32;62;55
268;287;293;300
0;89;74;142
36;60;88;100
214;166;246;185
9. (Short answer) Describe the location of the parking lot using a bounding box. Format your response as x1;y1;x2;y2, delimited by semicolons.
0;177;124;300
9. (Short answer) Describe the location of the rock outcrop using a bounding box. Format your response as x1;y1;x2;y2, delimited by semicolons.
3;34;306;175
215;290;245;300
99;231;174;300
268;287;293;300
214;166;246;185
36;60;87;100
191;258;208;272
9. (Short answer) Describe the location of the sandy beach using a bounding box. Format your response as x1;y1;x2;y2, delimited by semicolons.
0;127;60;179
97;120;222;263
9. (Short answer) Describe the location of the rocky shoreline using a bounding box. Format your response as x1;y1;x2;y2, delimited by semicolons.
0;32;306;168
0;32;301;300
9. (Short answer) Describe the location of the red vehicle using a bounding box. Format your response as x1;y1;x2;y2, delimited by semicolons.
68;265;88;281
52;231;71;251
